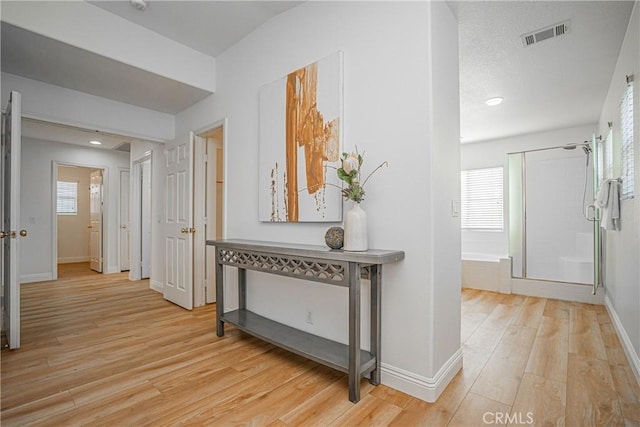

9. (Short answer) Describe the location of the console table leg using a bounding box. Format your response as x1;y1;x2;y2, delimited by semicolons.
348;262;361;403
370;264;382;385
215;253;225;337
238;268;247;310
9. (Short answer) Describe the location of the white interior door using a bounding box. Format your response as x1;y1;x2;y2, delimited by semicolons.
2;91;22;349
141;159;151;279
89;170;103;273
163;134;194;309
119;169;130;272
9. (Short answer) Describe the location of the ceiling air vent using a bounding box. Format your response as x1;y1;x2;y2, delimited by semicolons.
521;20;570;47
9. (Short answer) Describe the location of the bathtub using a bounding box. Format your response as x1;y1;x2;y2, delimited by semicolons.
461;253;509;293
461;254;604;303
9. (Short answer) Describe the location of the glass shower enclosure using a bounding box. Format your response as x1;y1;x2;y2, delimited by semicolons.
508;135;601;293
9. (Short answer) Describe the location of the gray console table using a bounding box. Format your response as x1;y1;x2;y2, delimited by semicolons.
206;239;404;403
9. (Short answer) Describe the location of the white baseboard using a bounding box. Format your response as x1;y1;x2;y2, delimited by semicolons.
150;280;163;293
57;256;90;264
381;348;463;402
21;273;55;283
604;295;640;383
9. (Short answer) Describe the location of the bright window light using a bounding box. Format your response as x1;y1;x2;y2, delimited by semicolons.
57;181;78;215
461;166;504;230
620;77;634;199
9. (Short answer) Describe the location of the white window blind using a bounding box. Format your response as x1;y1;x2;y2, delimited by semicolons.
621;76;634;199
57;181;78;215
461;166;504;230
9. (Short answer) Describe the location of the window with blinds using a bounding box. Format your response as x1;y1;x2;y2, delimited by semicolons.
57;181;78;215
620;76;634;199
461;166;504;230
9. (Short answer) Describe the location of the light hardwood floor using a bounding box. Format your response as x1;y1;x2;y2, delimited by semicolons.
1;264;638;426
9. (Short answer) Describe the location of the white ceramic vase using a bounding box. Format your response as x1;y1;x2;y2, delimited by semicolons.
344;203;368;251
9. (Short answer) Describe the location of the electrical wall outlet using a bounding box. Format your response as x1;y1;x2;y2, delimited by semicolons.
306;310;313;325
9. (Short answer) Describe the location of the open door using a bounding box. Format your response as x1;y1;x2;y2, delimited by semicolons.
1;91;23;349
163;134;194;309
193;131;222;306
89;170;103;273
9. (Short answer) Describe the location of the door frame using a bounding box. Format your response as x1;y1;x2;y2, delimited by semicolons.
51;161;108;280
192;118;227;307
130;152;152;282
1;91;22;348
118;167;130;272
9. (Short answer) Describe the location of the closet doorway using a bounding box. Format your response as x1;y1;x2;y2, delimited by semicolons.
131;154;152;280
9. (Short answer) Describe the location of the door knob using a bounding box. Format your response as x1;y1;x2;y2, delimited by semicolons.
181;228;188;234
0;231;6;239
19;230;27;237
121;225;127;229
88;225;93;229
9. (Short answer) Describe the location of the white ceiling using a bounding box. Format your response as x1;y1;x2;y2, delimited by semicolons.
88;1;303;57
1;1;636;148
451;1;635;143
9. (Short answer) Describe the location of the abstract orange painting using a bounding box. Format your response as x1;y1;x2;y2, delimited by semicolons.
259;52;343;222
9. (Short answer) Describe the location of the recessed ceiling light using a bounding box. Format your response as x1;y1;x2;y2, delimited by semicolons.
485;97;504;106
89;140;102;145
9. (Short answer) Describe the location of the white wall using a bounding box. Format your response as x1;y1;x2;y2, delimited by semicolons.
2;73;174;142
20;137;130;282
428;0;463;381
175;1;461;401
460;124;596;258
598;1;640;378
57;166;98;263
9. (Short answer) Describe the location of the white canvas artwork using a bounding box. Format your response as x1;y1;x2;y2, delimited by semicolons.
259;51;343;222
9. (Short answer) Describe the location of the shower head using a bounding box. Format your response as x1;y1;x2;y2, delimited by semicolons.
562;142;591;155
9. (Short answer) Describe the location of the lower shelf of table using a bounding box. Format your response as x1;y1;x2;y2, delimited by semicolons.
221;309;376;376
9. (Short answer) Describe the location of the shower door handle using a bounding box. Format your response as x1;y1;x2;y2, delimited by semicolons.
585;204;597;222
